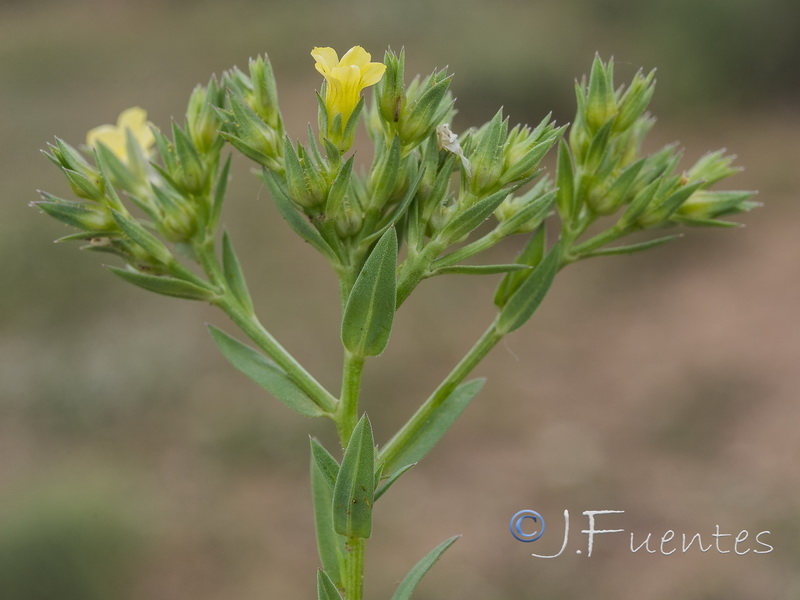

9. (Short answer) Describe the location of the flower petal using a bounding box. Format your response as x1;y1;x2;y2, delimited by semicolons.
311;46;339;74
359;62;387;88
87;124;126;157
339;46;371;68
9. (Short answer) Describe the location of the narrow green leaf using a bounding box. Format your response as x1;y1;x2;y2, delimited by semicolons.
311;438;341;489
262;169;338;263
494;226;546;308
391;536;461;600
333;415;375;538
311;440;346;586
583;234;683;257
317;570;344;600
495;242;561;334
208;325;325;417
374;463;416;502
383;378;485;474
221;231;254;314
432;263;532;276
108;266;215;300
341;228;397;357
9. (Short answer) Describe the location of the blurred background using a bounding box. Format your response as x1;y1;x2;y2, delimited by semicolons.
2;0;799;598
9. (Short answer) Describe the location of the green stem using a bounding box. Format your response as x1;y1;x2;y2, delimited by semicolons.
378;323;503;468
344;537;365;600
337;350;366;446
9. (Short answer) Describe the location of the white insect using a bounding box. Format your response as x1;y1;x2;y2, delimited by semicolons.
436;123;472;177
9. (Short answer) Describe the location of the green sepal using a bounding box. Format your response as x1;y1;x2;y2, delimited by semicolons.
311;438;341;489
262;169;339;264
584;118;614;172
617;177;661;229
109;209;174;265
391;535;461;600
209;154;232;232
332;415;375;539
317;570;344;600
311;440;346;588
581;234;683;258
360;168;424;246
594;158;646;214
432;263;532;276
382;378;485;474
316;89;329;137
221;231;254;314
171;122;205;192
669;215;745;228
497;188;557;235
438;186;513;245
208;325;325;417
107;265;216;301
341;228;397;357
650;180;705;223
369;136;401;209
555;139;575;220
495;242;561;334
341;96;366;148
326;156;354;216
374;463;416;502
62;168;104;202
94;142;140;195
218;131;273;168
34;197;110;232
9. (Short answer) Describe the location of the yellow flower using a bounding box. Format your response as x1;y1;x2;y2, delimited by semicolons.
311;46;385;143
86;107;155;164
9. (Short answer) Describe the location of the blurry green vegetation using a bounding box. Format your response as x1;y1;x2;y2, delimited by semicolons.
0;482;143;600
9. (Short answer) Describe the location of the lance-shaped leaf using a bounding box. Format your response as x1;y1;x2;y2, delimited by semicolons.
341;228;397;357
311;439;346;586
317;570;344;600
311;438;341;489
494;226;546;308
332;415;375;539
495;242;561;335
208;325;325;417
374;463;416;502
391;535;461;600
107;266;216;301
381;378;485;475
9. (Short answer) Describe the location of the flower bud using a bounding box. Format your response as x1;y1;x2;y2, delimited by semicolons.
584;55;618;132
